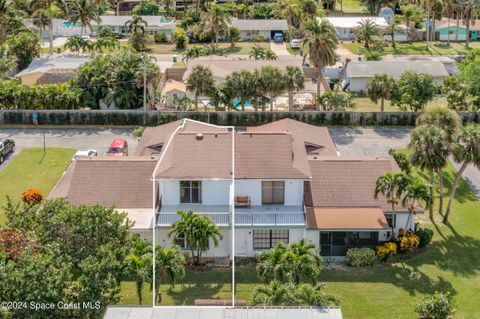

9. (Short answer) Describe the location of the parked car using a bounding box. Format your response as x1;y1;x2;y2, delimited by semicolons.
72;149;98;160
290;39;301;49
0;139;15;164
106;139;128;157
273;33;284;43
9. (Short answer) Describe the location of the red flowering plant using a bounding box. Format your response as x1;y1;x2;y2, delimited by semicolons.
21;188;44;206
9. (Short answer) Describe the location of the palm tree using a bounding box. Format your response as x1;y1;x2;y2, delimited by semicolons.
283;66;305;111
409;125;450;219
153;245;185;303
366;74;397;112
249;45;265;60
301;18;338;98
416;107;462;214
385;18;402;49
272;0;300;27
256;240;322;284
127;236;152;305
424;0;434;49
186;65;214;111
374;172;409;213
445;0;454;44
444;124;480;224
402;5;419;43
401;177;434;230
32;0;62;55
257;66;285;112
125;15;148;35
200;5;231;50
456;0;480;48
65;36;90;55
65;0;102;37
252;281;296;306
354;18;382;49
294;283;339;307
135;55;161;109
168;211;222;265
263;48;278;60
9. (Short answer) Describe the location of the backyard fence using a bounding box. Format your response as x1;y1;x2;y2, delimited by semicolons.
1;110;480;127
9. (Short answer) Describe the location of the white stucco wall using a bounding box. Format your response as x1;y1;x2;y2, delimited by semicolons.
235;228;305;257
160;180;231;205
234;179;304;206
350;76;444;93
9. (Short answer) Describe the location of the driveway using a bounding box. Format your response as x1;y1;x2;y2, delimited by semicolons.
330;127;480;197
0;128;138;170
270;41;290;56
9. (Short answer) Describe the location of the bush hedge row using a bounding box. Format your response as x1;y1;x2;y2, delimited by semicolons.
2;110;480;126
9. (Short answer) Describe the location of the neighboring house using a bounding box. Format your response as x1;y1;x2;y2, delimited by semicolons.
229;19;288;40
345;61;450;92
50;118;418;258
434;18;480;41
323;17;406;42
15;54;88;86
161;80;187;108
48;16;175;39
183;56;303;84
103;306;344;319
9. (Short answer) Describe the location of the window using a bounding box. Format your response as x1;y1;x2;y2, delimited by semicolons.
173;234;187;249
180;181;202;203
262;181;284;204
253;230;289;249
385;214;396;228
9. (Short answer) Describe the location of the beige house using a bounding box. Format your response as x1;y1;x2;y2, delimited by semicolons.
161;80;187;108
15;54;88;86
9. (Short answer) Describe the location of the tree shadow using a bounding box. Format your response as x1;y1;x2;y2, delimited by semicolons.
372;127;411;139
328;127;364;146
161;283;226;305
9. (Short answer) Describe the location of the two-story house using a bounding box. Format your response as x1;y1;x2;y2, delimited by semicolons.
49;118;416;258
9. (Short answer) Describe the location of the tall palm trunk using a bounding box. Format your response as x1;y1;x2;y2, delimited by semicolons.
443;162;467;224
49;18;54;55
269;95;274;111
380;97;385;112
406;17;411;42
288;90;293;111
136;280;143;305
391;29;396;49
466;17;471;48
447;15;451;44
455;17;460;41
438;167;444;215
194;93;198;111
429;169;434;219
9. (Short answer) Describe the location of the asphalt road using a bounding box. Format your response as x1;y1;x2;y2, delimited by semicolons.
0;128;138;170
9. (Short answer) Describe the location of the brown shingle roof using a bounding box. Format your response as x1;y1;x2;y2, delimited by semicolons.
247;119;338;156
304;156;403;212
155;132;233;179
306;207;389;229
235;132;311;179
48;157;157;208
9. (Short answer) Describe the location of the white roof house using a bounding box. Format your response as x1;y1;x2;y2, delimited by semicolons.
345;61;450;92
15;54;89;86
230;19;288;31
324;17;389;29
103;307;344;319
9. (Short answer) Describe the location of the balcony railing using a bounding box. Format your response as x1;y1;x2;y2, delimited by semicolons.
157;211;305;227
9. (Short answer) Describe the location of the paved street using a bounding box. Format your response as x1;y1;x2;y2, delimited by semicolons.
0;128;138;169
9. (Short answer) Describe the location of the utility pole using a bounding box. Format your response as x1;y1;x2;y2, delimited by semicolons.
142;53;147;125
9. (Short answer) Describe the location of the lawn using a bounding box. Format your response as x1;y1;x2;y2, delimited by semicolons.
119;159;480;319
0;148;75;225
343;41;480;56
353;96;448;112
335;0;367;13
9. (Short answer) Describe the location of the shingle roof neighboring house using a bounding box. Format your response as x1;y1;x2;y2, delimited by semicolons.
93;15;175;29
346;61;450;79
306;207;390;230
304;156;402;212
247;118;339;156
48;157;158;209
230;19;288;31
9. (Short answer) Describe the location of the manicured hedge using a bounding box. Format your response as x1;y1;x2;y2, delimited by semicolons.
1;110;480;126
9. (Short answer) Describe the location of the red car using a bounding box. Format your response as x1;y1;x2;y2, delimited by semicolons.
106;139;128;157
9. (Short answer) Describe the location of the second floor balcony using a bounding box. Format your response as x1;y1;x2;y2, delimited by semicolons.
156;204;305;227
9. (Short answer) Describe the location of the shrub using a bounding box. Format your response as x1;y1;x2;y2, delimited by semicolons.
21;188;44;206
376;242;397;261
415;292;457;319
173;28;189;50
154;32;168;43
388;149;412;174
250;34;266;43
346;247;376;267
133;126;145;138
364;50;382;61
415;227;434;248
399;233;420;253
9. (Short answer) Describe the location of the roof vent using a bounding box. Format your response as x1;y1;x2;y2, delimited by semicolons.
196;133;203;140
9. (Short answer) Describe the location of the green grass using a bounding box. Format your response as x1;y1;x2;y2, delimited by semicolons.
147;41;269;55
353;97;448;112
335;0;367;13
0;148;75;225
343;41;480;56
119;159;480;319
